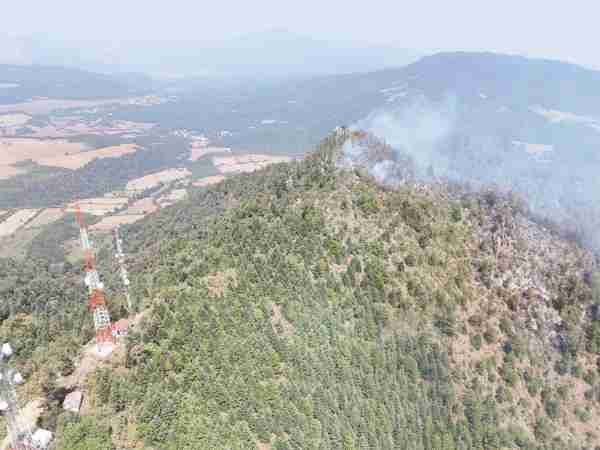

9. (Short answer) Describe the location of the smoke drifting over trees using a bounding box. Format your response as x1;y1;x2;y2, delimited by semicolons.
343;96;600;253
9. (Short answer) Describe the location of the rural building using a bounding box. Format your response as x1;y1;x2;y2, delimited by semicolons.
63;390;83;414
112;319;129;338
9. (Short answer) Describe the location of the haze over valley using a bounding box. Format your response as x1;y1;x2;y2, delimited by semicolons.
1;2;600;449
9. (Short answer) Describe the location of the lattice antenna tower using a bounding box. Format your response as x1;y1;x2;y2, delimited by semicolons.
0;343;35;450
75;204;114;349
114;225;132;311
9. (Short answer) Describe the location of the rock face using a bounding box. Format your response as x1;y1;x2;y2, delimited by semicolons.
63;390;83;414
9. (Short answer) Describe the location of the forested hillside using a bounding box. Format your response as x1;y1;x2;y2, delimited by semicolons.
1;132;600;449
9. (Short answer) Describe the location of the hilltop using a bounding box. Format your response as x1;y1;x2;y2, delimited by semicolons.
2;131;598;449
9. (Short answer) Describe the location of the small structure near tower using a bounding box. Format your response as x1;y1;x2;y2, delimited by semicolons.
62;391;83;414
112;319;129;339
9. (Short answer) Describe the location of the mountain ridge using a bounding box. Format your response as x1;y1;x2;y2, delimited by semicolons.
34;131;598;449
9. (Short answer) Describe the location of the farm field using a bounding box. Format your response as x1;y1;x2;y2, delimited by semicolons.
0;209;39;237
123;197;159;215
65;197;129;216
24;208;65;229
0;98;124;115
0;227;44;259
25;118;155;139
0;96;163;115
0;139;140;177
212;153;291;174
88;214;146;232
36;143;140;170
189;146;231;162
125;168;191;192
0;138;90;166
192;175;226;187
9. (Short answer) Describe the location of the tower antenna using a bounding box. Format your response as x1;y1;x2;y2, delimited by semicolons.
75;204;114;352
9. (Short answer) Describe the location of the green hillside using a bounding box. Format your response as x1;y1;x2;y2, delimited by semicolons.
2;132;600;449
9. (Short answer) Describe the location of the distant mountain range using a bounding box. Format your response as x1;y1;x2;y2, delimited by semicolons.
114;52;600;247
0;64;152;104
1;49;598;247
0;30;420;79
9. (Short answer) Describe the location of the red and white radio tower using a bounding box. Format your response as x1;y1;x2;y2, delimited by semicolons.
75;205;114;350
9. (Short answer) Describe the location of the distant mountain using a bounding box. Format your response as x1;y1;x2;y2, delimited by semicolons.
116;52;600;248
189;29;420;79
0;30;420;79
0;63;153;104
368;53;600;247
3;54;600;450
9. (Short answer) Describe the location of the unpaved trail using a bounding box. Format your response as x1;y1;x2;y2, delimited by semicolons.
58;341;125;391
58;311;147;391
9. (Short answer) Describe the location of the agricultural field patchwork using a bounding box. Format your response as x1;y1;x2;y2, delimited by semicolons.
0;93;292;252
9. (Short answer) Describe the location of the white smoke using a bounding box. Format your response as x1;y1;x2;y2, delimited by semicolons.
341;96;600;253
371;160;396;185
342;95;458;185
359;96;456;171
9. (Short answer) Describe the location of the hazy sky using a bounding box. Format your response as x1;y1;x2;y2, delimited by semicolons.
4;0;600;68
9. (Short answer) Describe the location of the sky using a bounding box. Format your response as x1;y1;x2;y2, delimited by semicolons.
3;0;599;69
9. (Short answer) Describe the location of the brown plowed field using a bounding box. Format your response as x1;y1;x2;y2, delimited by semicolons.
212;154;291;174
89;214;146;231
0;138;89;166
192;175;226;187
36;143;139;170
65;197;129;216
126;168;191;192
0;209;39;237
24;208;65;228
